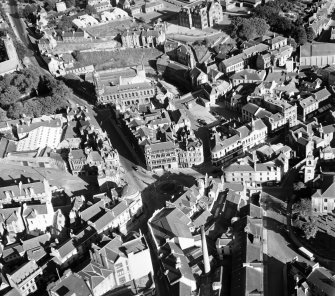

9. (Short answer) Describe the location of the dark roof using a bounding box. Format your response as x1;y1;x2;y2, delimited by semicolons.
48;272;91;296
306;266;335;296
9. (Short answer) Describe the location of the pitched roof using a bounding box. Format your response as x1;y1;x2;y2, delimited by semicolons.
149;207;192;246
242;103;260;115
307;266;335;296
8;261;40;285
78;262;113;290
55;239;76;258
0;181;47;202
17;119;62;134
48;272;91;296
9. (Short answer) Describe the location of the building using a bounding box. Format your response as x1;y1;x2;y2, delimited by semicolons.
22;202;54;233
16;119;63;151
300;43;335;67
93;0;113;12
231;204;264;296
7;260;43;296
120;24;166;48
56;1;67;12
88;234;154;289
0;35;20;76
143;1;164;13
1;148;67;171
100;8;128;22
90;66;157;109
47;270;92;296
51;238;78;268
72;14;99;28
61;29;88;42
224;154;288;186
0;207;25;236
0;179;52;206
145;141;179;170
312;175;335;214
178;138;204;168
178;0;223;29
211;119;268;167
230;69;266;87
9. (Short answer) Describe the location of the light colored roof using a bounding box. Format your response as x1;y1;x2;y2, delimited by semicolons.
8;261;40;285
300;42;335;58
17;119;62;134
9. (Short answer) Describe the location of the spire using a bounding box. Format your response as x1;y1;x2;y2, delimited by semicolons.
201;225;210;274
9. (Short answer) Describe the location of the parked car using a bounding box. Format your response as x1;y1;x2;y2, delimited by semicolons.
197;119;207;126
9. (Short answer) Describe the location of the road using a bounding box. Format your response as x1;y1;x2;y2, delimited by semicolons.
261;168;312;296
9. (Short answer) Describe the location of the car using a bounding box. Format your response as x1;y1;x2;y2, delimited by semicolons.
132;166;138;171
211;111;218;116
197;119;207;126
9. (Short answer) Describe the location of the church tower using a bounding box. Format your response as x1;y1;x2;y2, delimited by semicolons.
304;153;316;183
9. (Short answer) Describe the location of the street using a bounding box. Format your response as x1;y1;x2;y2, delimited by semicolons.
262;168;311;296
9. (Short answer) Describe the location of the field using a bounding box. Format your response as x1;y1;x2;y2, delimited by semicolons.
75;47;163;69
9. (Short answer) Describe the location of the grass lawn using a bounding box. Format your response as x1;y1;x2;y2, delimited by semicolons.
76;47;163;69
86;19;151;38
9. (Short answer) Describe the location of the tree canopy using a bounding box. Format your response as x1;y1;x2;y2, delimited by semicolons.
0;68;71;119
306;27;316;43
0;86;21;109
65;0;76;8
44;0;57;11
85;5;97;15
231;17;269;41
57;15;74;32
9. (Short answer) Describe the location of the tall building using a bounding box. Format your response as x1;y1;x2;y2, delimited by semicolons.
178;0;223;29
89;66;156;110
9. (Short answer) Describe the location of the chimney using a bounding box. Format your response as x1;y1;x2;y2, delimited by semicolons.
175;257;181;269
201;225;211;274
18;181;22;195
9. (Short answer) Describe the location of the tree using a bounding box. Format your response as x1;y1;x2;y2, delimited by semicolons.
306;27;316;42
85;5;97;15
0;86;21;108
250;18;269;37
57;15;74;32
293;26;307;45
288;37;297;51
65;0;76;8
20;67;40;93
0;107;7;122
7;102;24;119
293;182;306;192
213;43;234;55
24;100;42;117
231;17;269;40
22;4;37;21
44;0;57;11
292;198;312;219
301;220;318;240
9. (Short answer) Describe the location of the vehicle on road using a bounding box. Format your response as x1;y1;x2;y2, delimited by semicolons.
299;247;315;261
197;119;207;126
132;166;138;171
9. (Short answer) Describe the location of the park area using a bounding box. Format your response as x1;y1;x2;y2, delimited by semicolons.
74;47;163;70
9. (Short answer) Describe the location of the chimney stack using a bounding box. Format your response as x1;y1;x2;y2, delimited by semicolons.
201;225;211;274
